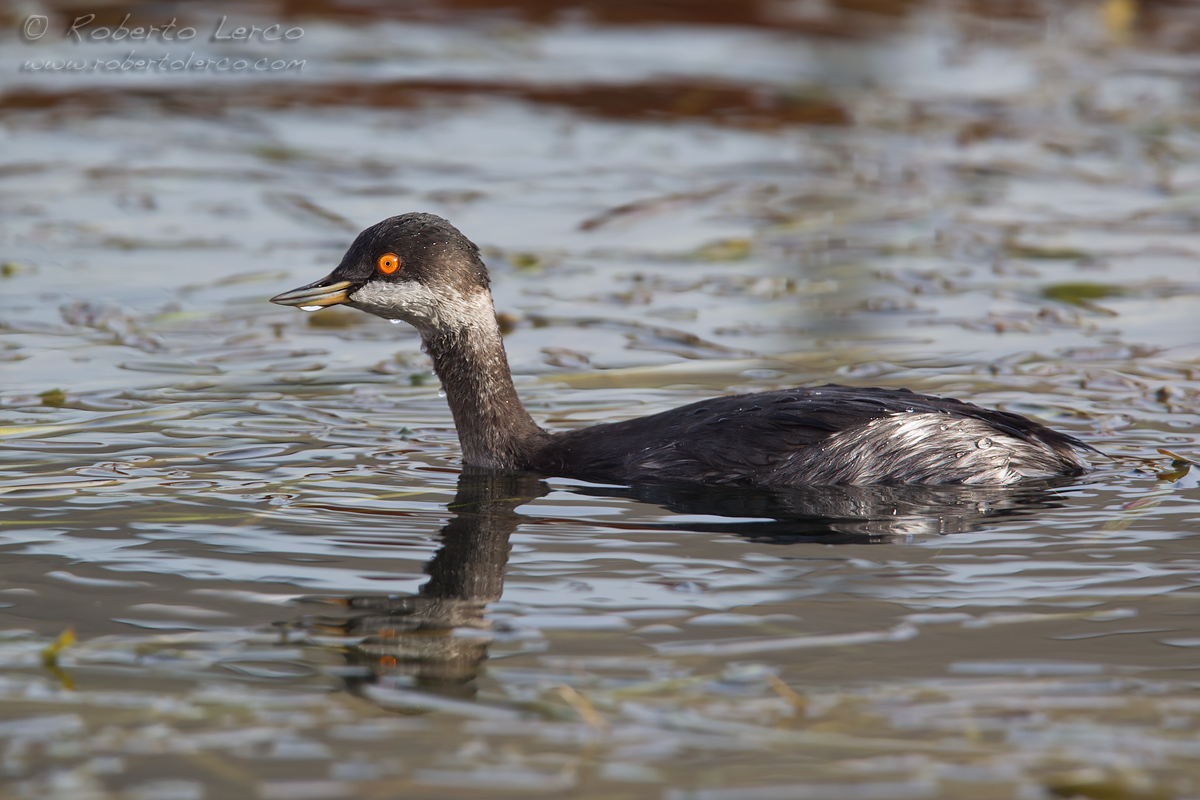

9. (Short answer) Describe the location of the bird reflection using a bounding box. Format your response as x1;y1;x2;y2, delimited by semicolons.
593;478;1077;543
289;471;1075;700
293;468;547;699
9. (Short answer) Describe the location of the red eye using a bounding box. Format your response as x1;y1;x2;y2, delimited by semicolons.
377;253;400;274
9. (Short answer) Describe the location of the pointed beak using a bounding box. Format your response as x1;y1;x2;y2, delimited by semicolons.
270;275;360;309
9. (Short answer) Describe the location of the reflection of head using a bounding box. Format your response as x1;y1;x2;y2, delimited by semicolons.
293;469;546;699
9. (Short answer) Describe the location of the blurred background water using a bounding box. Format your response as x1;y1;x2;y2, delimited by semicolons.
1;1;1199;798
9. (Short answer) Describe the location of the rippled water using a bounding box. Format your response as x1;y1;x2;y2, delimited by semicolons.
1;1;1199;798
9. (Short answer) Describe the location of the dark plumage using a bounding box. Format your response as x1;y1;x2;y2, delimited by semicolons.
271;213;1094;487
540;385;1090;486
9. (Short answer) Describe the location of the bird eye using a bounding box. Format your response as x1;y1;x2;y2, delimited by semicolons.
377;253;400;274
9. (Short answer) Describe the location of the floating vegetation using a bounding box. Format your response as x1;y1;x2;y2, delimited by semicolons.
1007;243;1094;260
38;388;66;408
1042;282;1128;305
691;238;753;262
1;260;35;278
306;308;367;329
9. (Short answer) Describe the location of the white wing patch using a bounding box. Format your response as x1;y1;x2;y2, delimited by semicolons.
795;413;1085;485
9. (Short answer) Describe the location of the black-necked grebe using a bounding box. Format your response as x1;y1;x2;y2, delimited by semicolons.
270;213;1093;486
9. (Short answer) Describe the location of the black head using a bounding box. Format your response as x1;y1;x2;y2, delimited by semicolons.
270;213;493;331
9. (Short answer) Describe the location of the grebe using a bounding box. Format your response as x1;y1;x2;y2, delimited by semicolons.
271;213;1092;486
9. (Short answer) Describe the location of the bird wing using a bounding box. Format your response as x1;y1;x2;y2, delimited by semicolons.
543;385;1089;487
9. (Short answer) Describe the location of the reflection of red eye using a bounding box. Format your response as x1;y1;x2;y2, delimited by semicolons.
377;253;400;274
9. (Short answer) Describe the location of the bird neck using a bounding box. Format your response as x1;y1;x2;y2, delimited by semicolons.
421;291;546;470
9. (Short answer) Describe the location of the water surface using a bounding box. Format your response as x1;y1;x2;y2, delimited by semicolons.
1;1;1199;798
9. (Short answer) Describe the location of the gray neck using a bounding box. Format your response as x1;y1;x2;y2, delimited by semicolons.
421;297;546;470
